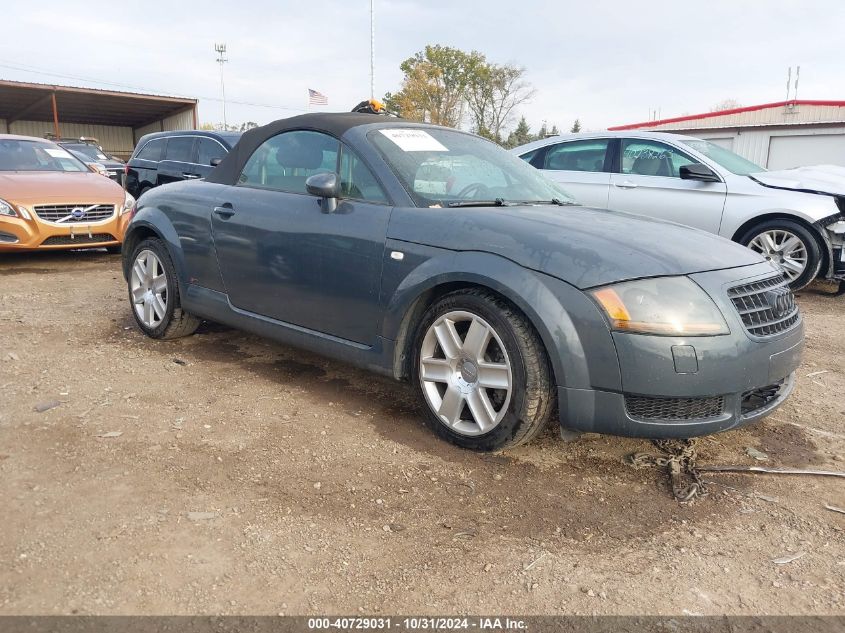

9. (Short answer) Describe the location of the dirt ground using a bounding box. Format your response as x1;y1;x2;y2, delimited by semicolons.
1;249;844;616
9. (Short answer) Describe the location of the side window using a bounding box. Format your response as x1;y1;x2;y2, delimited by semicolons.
621;139;698;178
518;148;541;165
196;137;227;166
136;138;164;161
165;137;195;163
339;145;388;203
543;139;609;172
239;130;339;194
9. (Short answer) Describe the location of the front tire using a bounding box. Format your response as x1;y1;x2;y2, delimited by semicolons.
740;219;822;290
412;289;555;451
128;237;200;339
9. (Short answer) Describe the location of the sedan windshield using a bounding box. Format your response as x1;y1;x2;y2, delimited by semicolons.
61;143;109;161
0;140;88;172
680;139;765;176
368;127;575;207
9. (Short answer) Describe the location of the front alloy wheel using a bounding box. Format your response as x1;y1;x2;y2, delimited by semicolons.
747;230;808;282
413;289;554;451
740;219;822;290
420;310;513;436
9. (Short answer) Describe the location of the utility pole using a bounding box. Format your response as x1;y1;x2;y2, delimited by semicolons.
370;0;375;99
214;43;228;129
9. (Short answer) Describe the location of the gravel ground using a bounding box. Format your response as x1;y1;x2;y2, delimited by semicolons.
1;250;844;615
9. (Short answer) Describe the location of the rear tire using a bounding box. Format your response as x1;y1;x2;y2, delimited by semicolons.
412;289;555;451
127;237;200;340
739;219;822;291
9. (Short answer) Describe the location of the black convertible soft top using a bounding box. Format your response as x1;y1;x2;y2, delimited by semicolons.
206;112;403;186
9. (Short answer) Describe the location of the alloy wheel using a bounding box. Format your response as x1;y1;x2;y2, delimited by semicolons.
419;310;513;436
130;249;168;328
747;229;808;282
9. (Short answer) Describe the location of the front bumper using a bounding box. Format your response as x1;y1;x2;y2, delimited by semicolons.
559;263;805;438
0;211;129;252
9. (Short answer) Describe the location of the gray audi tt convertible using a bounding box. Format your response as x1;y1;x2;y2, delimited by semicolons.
121;112;803;451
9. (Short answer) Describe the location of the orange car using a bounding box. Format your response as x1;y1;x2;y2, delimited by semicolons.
0;134;134;252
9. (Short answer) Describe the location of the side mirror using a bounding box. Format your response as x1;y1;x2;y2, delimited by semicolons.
89;162;109;176
210;157;222;167
306;172;340;213
680;163;720;182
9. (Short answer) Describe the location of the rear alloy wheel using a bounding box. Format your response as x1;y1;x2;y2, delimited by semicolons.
740;219;822;291
413;290;554;451
128;237;200;339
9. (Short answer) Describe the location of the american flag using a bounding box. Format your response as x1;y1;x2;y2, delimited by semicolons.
308;88;328;106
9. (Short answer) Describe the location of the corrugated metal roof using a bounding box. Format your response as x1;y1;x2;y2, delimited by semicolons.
0;79;197;129
609;100;845;131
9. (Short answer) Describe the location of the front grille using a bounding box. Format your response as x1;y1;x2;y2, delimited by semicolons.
727;275;800;337
625;394;725;421
34;204;115;223
741;381;784;415
41;233;116;246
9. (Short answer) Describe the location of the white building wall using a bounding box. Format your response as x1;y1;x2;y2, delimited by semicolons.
2;120;135;157
1;109;195;159
675;124;845;169
133;110;195;143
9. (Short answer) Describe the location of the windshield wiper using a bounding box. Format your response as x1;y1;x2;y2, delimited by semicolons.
447;198;510;208
508;198;576;206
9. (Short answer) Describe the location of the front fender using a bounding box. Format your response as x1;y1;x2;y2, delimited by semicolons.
380;244;621;393
123;208;188;291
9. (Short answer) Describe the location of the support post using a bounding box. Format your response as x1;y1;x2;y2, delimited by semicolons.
51;92;60;139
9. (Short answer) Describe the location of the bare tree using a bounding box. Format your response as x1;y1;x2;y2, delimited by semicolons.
466;63;535;143
710;98;742;112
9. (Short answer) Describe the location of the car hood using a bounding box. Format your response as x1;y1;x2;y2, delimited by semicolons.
0;171;125;204
750;165;845;197
387;204;764;289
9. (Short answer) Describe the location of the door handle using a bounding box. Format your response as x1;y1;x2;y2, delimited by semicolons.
213;206;235;219
182;173;200;179
614;180;638;189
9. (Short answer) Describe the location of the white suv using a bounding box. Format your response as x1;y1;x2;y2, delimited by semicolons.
512;131;845;290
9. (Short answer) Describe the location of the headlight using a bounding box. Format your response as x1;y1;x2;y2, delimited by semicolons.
591;276;729;336
120;191;136;216
0;198;18;217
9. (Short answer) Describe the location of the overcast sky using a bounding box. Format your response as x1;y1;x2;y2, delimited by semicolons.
2;0;843;133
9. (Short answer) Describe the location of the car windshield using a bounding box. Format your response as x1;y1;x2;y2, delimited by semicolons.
368;127;575;207
0;140;88;172
680;139;765;176
62;143;109;161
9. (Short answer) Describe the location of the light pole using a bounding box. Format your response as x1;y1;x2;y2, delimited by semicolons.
214;43;228;129
370;0;375;99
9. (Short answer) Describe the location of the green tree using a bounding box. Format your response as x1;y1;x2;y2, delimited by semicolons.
385;44;534;143
549;124;560;136
386;45;481;126
570;119;582;133
505;116;533;148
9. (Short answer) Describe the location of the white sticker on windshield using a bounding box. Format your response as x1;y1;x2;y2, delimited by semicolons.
379;129;448;152
45;148;73;159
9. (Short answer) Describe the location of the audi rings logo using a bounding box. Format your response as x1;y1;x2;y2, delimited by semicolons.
764;287;794;319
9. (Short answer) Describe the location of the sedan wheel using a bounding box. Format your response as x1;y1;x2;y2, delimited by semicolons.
740;219;822;291
747;229;808;282
419;310;513;436
413;290;555;451
131;249;169;328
